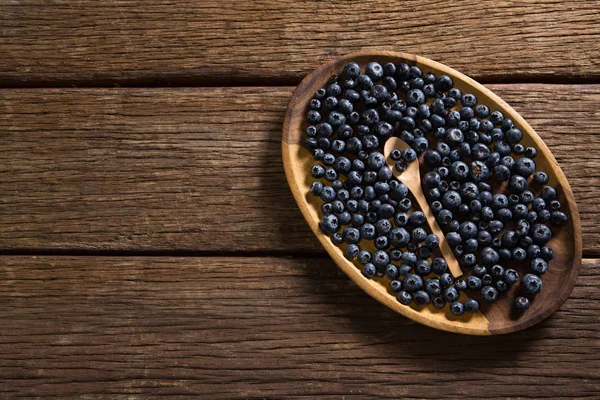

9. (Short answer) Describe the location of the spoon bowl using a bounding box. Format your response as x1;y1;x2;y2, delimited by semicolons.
282;51;581;335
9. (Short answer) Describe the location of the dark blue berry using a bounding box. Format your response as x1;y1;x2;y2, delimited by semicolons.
444;287;459;302
505;128;522;143
481;286;498;303
414;291;431;306
397;291;412;305
515;296;530;310
363;263;377;278
530;258;548;275
522;273;542;295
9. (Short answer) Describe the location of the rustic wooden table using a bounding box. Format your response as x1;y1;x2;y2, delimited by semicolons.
1;1;599;398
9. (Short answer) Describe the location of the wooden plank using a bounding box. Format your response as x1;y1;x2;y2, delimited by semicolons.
1;1;599;85
0;256;598;398
0;85;599;254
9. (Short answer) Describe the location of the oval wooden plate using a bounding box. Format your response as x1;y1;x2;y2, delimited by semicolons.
282;51;582;335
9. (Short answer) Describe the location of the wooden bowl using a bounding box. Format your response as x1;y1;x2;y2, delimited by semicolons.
282;51;582;335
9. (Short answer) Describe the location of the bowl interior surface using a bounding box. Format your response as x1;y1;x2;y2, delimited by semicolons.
282;51;582;335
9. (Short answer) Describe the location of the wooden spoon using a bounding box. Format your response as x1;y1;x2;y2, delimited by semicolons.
282;51;581;335
384;137;463;278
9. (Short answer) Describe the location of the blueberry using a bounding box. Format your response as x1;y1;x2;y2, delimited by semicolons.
513;204;529;220
311;165;325;179
425;234;440;249
525;146;537;158
310;181;324;196
512;143;525;155
342;227;360;244
541;186;557;201
450;301;465;316
424;171;441;188
397;291;413;305
481;286;499;303
454;279;467;292
385;264;399;280
374;235;389;250
325;96;338;110
522;273;542;295
330;232;343;245
389;279;403;293
404;274;424;292
362;263;377;278
540;246;555;261
493;165;511;181
481;247;499;266
338;211;352;225
469;161;490;182
411;227;428;243
440;273;454;289
389;228;410;248
473;265;487;278
372;250;390;268
457;299;476;315
428;258;447;276
495;141;512;157
512;247;526;262
401;148;417;163
398;197;412;212
533;171;549;185
503;269;519;285
515;296;531;310
460;182;479;201
532;223;552;245
530;258;548;275
431;74;451;91
442;190;462;210
431;297;445;309
415;259;431;276
394;212;409;227
437;209;454;227
413;137;429;154
446;128;464;146
515;157;536;177
407;88;426;105
464;238;478;252
461;93;477;107
459;221;477;240
399;265;412;276
359;223;376;240
538;209;551;223
449;162;468;182
345;244;360;259
476;230;492;247
414;291;431;306
441;286;459;304
498;248;511;261
382;62;397;77
324;168;338;182
467;275;482;291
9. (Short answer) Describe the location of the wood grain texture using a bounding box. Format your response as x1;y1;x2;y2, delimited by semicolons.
0;256;598;398
1;85;599;254
1;0;600;86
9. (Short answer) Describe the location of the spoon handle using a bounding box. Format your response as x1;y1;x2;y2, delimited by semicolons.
409;182;463;278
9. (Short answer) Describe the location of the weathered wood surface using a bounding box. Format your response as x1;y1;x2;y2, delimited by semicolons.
0;256;598;398
1;1;600;86
1;85;599;254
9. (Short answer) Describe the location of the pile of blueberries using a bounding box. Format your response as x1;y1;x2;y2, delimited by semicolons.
305;60;569;316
